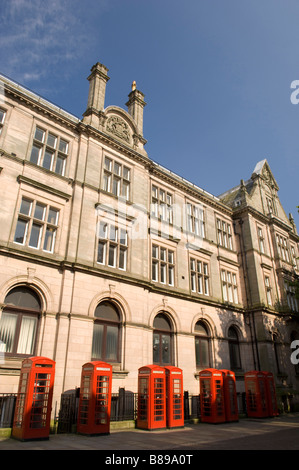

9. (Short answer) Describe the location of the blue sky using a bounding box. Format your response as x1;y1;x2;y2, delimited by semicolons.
1;0;299;228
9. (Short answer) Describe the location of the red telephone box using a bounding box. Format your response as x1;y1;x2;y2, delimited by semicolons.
164;366;184;428
199;368;226;423
137;365;166;430
244;371;268;418
12;356;55;441
264;372;279;417
77;361;112;435
220;369;239;422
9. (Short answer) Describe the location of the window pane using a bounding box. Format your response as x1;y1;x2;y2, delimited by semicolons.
55;155;66;175
200;339;209;367
153;333;160;364
103;173;111;192
152;245;158;258
123;166;130;180
59;139;68;153
98;222;107;239
152;260;158;281
114;162;121;176
0;109;5;123
42;150;54;170
48;208;59;225
47;133;57;148
104;157;112;171
34;203;46;221
5;287;41;310
92;323;104;359
17;316;37;355
34;127;45;142
120;229;127;246
14;219;28;244
20;198;32;216
168;266;174;286
43;227;56;252
29;224;42;248
94;302;119;321
112;177;120;196
162;334;171;364
109;226;117;242
106;325;118;360
160;263;166;283
0;312;17;353
108;245;116;267
30;145;41;164
97;241;106;264
119;247;127;270
121;181;130;199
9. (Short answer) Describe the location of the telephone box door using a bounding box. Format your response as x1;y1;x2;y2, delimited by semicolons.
12;356;55;441
164;366;184;428
137;365;166;430
199;369;225;423
264;372;278;417
245;371;268;418
77;361;112;435
221;369;238;422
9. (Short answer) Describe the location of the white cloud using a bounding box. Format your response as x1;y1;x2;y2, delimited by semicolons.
0;0;93;86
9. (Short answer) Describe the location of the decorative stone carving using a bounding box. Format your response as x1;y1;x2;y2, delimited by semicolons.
106;115;130;143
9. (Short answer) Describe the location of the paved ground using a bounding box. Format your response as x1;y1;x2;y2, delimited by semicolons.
1;413;299;455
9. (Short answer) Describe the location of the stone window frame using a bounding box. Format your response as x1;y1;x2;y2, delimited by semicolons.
97;220;128;271
151;243;175;287
29;125;69;176
151;183;173;224
221;269;239;304
13;196;59;253
190;257;210;296
102;155;131;201
216;217;233;250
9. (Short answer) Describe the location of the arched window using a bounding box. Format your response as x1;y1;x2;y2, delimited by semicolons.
91;301;121;362
228;326;241;370
0;286;41;356
153;313;173;365
195;321;211;368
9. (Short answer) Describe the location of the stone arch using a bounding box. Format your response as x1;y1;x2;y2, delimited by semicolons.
88;289;131;324
191;312;217;338
0;274;54;313
148;304;180;333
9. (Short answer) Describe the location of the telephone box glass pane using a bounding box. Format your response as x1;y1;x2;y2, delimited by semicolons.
201;379;211;416
139;377;148;421
154;378;164;421
173;378;182;419
30;373;50;429
80;375;91;424
247;380;257;411
95;376;109;425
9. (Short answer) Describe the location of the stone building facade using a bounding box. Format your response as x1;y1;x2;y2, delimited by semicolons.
0;62;298;412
